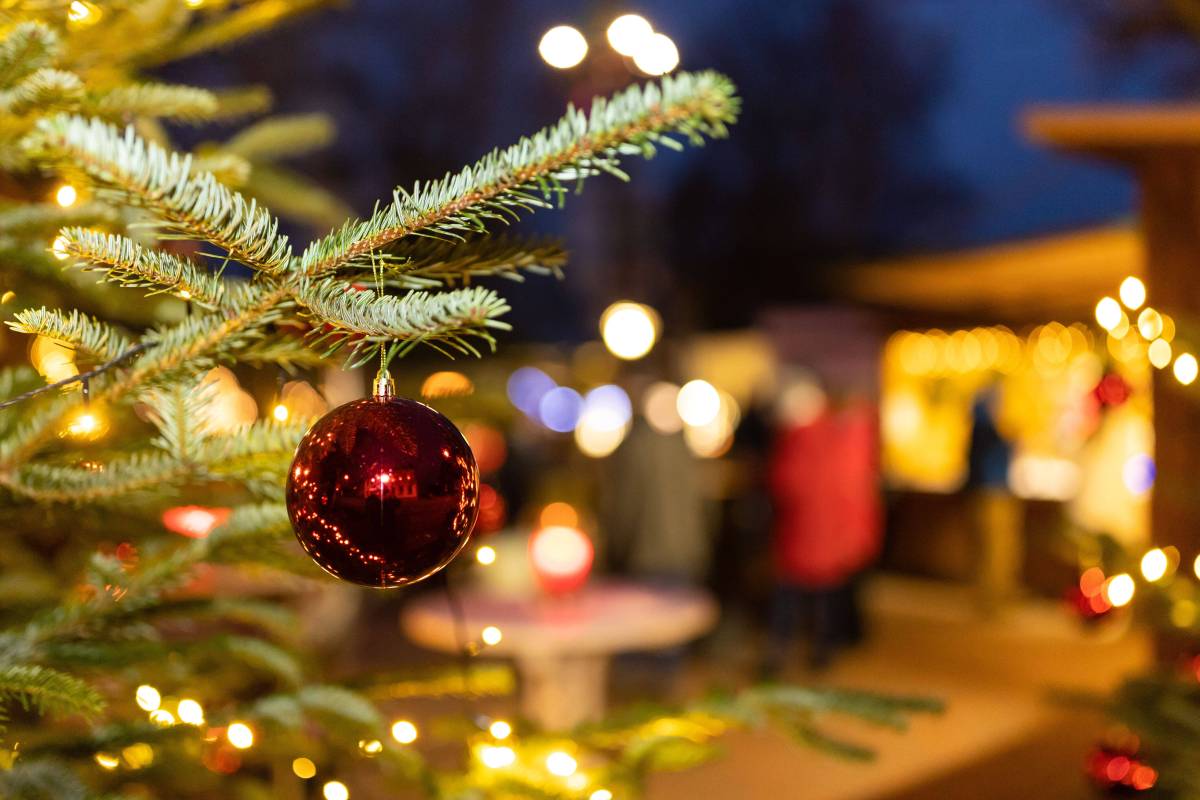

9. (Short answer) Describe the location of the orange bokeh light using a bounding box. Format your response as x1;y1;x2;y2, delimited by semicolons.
162;506;231;539
539;501;579;529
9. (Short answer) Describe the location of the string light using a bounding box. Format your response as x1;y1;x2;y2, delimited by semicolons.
539;25;588;69
489;720;512;740
391;719;418;744
546;751;578;777
292;757;316;779
1141;548;1168;582
67;0;99;25
1105;574;1136;608
357;739;383;756
607;14;653;55
481;625;503;646
323;780;350;800
177;698;204;725
226;722;254;749
1174;353;1198;386
149;709;175;727
272;403;290;422
135;684;161;711
590;791;614;800
55;184;77;208
94;752;120;770
1194;553;1200;581
1095;297;1123;331
65;407;103;439
1119;276;1146;310
1137;308;1163;340
476;545;496;565
121;743;154;769
480;744;516;768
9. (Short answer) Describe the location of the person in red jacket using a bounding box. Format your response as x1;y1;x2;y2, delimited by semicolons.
763;391;881;673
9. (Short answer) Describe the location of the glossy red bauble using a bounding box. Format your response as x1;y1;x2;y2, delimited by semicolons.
286;396;479;587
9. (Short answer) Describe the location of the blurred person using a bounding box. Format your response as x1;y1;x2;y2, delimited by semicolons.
764;376;880;673
966;385;1021;614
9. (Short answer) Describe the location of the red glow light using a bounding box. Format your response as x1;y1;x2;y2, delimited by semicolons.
1080;567;1106;598
529;525;594;595
162;506;231;539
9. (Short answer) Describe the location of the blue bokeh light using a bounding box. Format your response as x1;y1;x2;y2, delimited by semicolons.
507;367;555;416
538;387;584;433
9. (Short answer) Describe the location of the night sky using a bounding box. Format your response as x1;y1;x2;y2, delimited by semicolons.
167;0;1190;336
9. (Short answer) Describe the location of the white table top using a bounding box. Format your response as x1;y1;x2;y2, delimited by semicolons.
401;580;718;658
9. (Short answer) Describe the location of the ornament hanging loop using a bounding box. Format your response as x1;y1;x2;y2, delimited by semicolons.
373;343;394;400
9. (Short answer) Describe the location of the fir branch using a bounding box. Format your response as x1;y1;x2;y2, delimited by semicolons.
364;235;568;289
87;82;219;123
26;115;292;271
7;307;132;363
0;22;58;89
0;68;82;115
0;664;103;718
296;278;511;358
0;201;116;236
10;451;188;503
297;70;738;276
223;113;335;161
59;227;233;309
142;381;213;462
0;758;90;800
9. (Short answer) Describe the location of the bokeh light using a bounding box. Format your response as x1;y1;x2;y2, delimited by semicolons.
530;524;594;594
421;370;474;399
575;384;633;457
538;386;584;432
1105;574;1135;608
481;625;503;646
476;545;496;565
489;720;512;740
1137;308;1163;340
1149;338;1172;369
177;698;204;725
480;744;516;769
1122;454;1155;496
676;380;720;427
600;301;660;360
1175;353;1198;385
540;501;579;528
292;757;316;779
391;720;418;744
1095;297;1122;331
55;184;77;208
135;684;161;711
607;13;653;55
227;722;254;749
507;367;555;416
539;25;588;69
1119;276;1146;310
546;751;578;777
632;32;679;75
162;505;231;539
1140;548;1168;582
323;781;349;800
643;381;684;434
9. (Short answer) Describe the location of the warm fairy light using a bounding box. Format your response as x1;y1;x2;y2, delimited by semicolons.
177;289;191;300
149;708;175;727
121;743;154;769
67;1;99;25
1095;297;1123;331
292;757;316;779
676;380;720;426
184;0;206;7
633;32;679;75
539;25;588;69
55;184;77;208
476;545;497;565
272;403;290;422
1137;308;1163;340
590;791;613;800
546;751;578;777
481;625;503;646
391;719;418;744
1141;548;1168;582
1194;553;1200;580
489;720;512;740
643;381;684;434
1105;574;1136;608
1119;277;1146;310
52;234;70;260
540;501;579;528
94;752;120;770
600;301;659;360
1149;338;1172;369
1174;353;1199;385
66;409;101;438
530;524;594;594
420;370;474;399
480;744;516;769
162;505;230;539
177;698;204;725
607;13;653;55
323;781;349;800
135;684;161;711
227;722;255;749
358;738;383;756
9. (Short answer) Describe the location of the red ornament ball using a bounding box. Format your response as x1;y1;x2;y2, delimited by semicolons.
286;396;479;587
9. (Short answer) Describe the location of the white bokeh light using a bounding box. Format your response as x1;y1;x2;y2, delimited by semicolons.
539;25;588;69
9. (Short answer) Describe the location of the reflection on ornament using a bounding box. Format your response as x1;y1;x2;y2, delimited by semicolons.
286;396;479;587
529;525;594;595
162;505;231;539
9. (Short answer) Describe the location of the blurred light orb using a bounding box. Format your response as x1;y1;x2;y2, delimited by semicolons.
676;380;720;427
135;684;161;711
539;25;588;69
546;751;578;777
162;505;230;539
590;792;613;800
1105;573;1135;608
463;422;508;474
583;384;633;426
1095;297;1123;331
1174;353;1199;386
540;501;579;529
51;234;70;260
507;367;556;416
1141;548;1168;582
575;413;628;457
530;525;594;594
684;389;739;458
476;545;497;565
1149;338;1172;369
95;752;119;770
55;184;77;208
292;757;316;779
177;699;204;725
227;722;254;749
489;720;512;740
421;370;474;399
481;625;503;646
149;709;175;727
642;381;683;434
607;13;653;55
1122;454;1156;496
391;720;418;744
358;739;383;756
1137;308;1163;340
1119;276;1146;310
31;335;77;382
272;403;289;422
66;408;103;439
600;301;659;360
323;781;349;800
480;744;516;769
1194;553;1200;580
121;743;154;770
538;386;584;432
633;32;679;75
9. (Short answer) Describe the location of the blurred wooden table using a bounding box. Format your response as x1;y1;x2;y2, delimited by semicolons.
401;581;717;730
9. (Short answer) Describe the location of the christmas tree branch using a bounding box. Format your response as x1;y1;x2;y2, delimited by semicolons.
86;82;220;123
8;307;133;363
355;235;568;290
296;70;739;276
0;22;58;89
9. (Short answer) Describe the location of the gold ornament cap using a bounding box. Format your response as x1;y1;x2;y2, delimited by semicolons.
373;370;395;400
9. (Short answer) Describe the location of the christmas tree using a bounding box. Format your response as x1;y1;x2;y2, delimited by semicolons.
0;4;939;799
